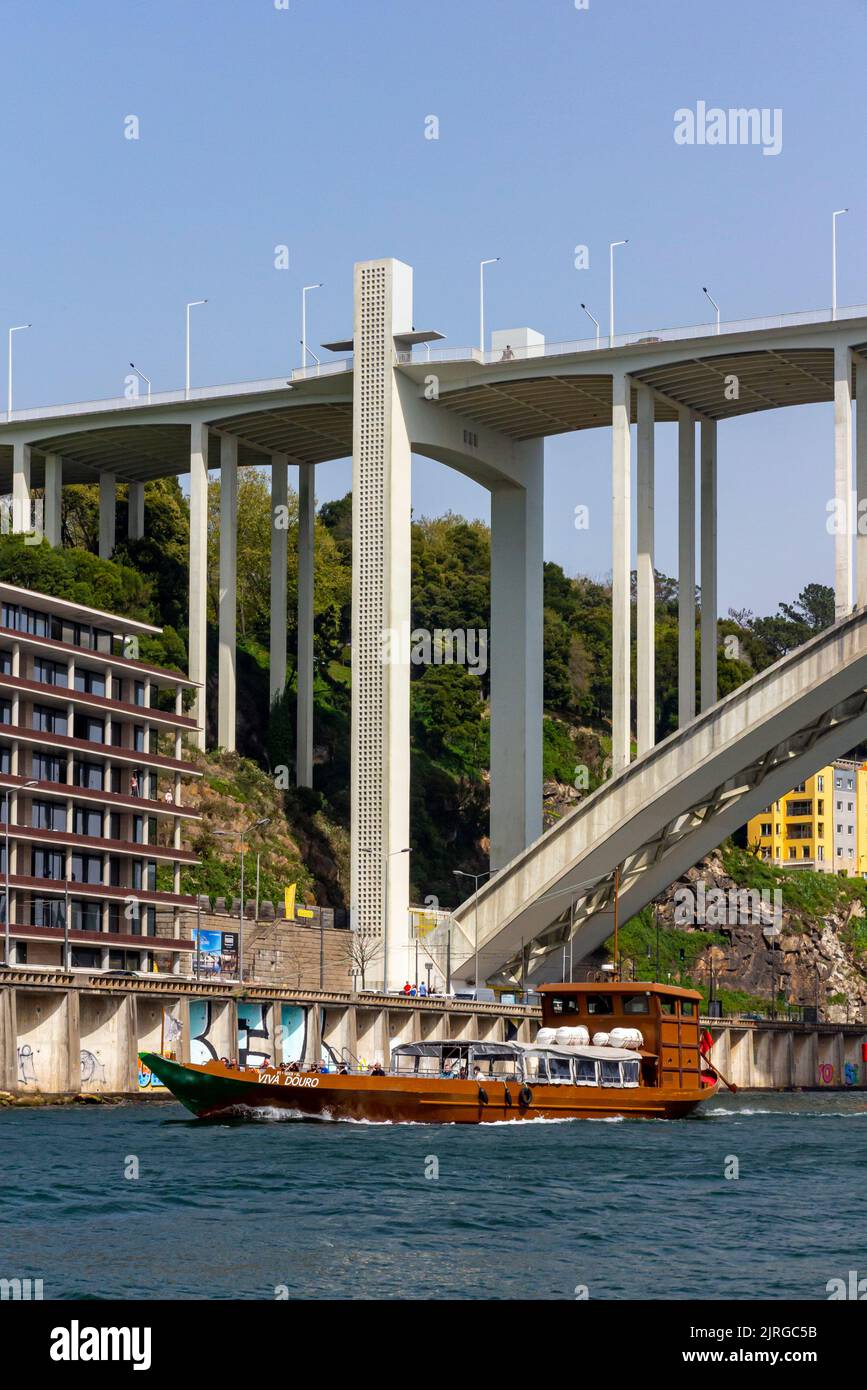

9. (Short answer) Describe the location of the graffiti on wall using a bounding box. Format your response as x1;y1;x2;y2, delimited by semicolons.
237;1004;272;1069
818;1062;861;1087
17;1045;37;1085
189;1000;220;1065
80;1050;106;1085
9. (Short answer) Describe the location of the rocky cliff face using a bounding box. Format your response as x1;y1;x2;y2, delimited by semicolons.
541;777;867;1022
654;851;867;1022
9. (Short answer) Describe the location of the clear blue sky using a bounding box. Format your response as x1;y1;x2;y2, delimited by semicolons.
1;0;865;615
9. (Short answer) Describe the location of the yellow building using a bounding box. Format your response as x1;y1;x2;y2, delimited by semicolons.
747;765;835;872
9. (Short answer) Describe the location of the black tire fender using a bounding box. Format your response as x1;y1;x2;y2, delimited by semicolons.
477;1086;489;1106
518;1084;533;1108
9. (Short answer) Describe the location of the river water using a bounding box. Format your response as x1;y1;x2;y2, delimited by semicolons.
1;1092;864;1300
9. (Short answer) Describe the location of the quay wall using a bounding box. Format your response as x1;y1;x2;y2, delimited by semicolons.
1;971;866;1098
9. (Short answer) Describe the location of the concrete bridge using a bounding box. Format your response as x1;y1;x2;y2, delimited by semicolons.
3;259;867;989
453;607;867;984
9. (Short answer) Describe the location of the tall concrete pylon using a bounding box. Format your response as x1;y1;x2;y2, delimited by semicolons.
351;258;413;989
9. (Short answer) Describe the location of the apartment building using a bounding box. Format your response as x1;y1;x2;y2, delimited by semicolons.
747;758;867;875
0;581;201;973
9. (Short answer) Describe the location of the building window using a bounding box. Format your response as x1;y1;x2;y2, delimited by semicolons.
0;700;12;726
71;853;103;884
70;947;101;969
74;669;106;698
32;800;66;832
33;705;68;736
33;753;65;783
32;848;65;879
818;775;825;792
818;845;825;861
70;899;101;932
74;762;103;791
34;658;68;688
73;808;103;838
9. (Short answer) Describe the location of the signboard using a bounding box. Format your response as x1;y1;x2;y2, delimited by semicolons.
192;929;239;979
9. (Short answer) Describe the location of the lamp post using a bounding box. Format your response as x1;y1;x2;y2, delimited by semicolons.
479;258;500;355
3;778;38;967
184;300;207;398
608;240;628;344
238;817;270;984
363;846;411;992
7;324;31;419
301;284;323;369
702;287;721;334
129;362;152;401
832;209;848;318
453;868;493;994
580;303;600;349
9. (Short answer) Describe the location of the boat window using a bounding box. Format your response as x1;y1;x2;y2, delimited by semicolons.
574;1057;597;1085
548;1057;572;1082
600;1059;622;1086
621;994;650;1014
660;998;676;1015
680;1000;696;1017
586;994;613;1015
549;995;579;1016
621;1060;641;1086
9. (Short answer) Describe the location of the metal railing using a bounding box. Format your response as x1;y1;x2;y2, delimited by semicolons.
4;300;867;428
394;301;867;368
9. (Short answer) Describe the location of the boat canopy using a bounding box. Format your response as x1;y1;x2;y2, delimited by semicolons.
391;1041;522;1061
521;1043;640;1062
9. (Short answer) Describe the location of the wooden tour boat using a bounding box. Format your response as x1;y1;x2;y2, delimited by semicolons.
139;982;721;1123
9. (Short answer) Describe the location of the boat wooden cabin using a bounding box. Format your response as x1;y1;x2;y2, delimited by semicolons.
536;981;704;1091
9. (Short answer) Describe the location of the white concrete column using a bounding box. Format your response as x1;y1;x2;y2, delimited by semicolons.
217;436;238;751
611;369;632;772
98;473;116;559
44;453;63;547
700;418;718;712
188;421;209;750
636;383;655;755
11;442;30;534
856;359;867;610
490;441;544;869
351;258;413;991
835;344;854;618
128;481;145;540
269;453;289;705
678;409;696;724
296;463;315;788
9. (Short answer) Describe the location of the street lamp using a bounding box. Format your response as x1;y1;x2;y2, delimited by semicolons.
3;778;38;968
609;240;628;345
363;845;411;992
301;284;323;370
580;303;600;349
7;324;31;418
479;258;500;355
238;817;270;984
184;300;207;398
129;362;152;401
453;868;493;994
832;209;848;318
702;287;721;334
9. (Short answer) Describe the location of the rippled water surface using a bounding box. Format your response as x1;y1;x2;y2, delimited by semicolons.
2;1092;866;1299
